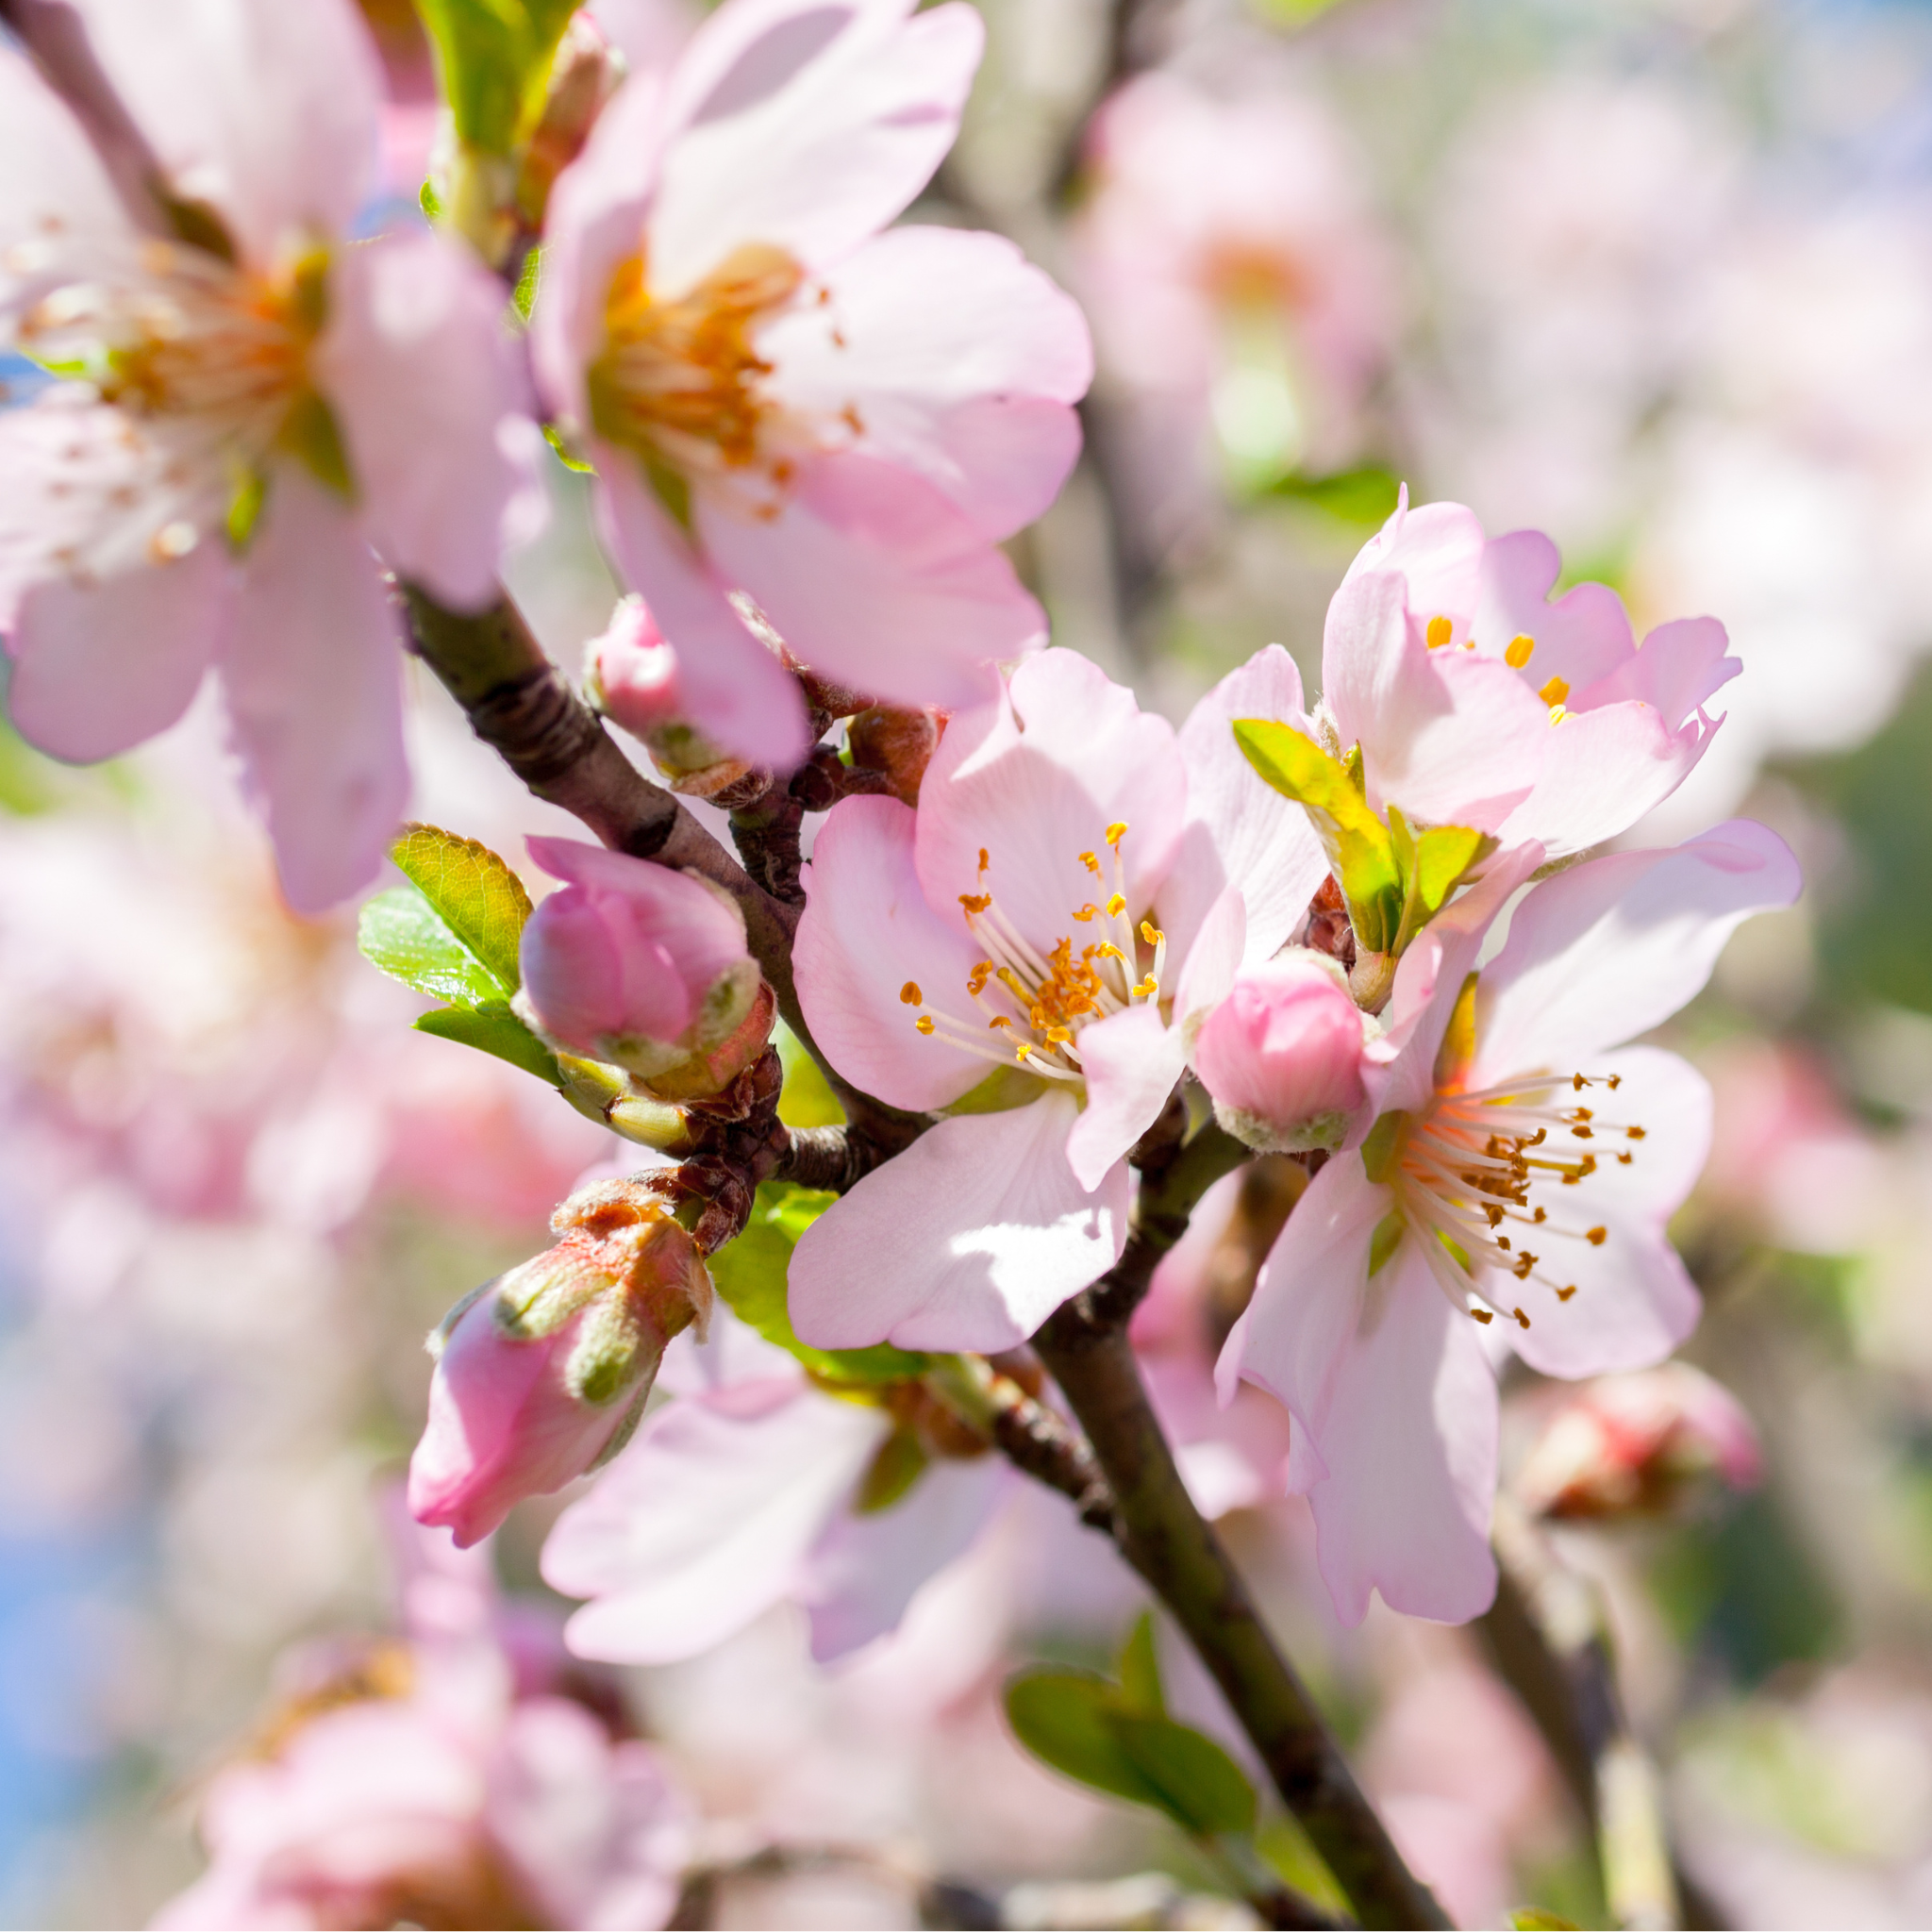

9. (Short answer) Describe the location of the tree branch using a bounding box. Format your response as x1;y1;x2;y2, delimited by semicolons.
1026;1130;1446;1932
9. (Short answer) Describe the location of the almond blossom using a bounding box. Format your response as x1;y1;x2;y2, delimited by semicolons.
1275;495;1741;861
541;1308;1005;1665
533;0;1093;770
790;647;1324;1352
1217;818;1800;1624
0;0;537;912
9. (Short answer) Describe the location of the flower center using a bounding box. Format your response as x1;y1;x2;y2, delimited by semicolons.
1366;1070;1647;1327
589;243;804;515
900;824;1167;1083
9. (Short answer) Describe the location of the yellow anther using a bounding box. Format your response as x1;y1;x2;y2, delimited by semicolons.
977;846;990;872
1512;1307;1531;1329
1505;633;1535;669
1046;1026;1074;1044
1133;974;1158;998
1073;903;1097;923
959;891;991;914
1096;941;1125;961
1106;821;1128;847
1557;1285;1577;1301
1586;1226;1607;1246
1426;614;1453;649
1539;675;1569;708
1140;921;1164;946
899;981;923;1005
1106;892;1126;917
989;1015;1011;1030
1471;1307;1494;1324
915;1015;936;1035
1079;851;1101;876
1014;1042;1034;1062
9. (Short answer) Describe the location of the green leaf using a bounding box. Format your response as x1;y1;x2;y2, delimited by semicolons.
414;0;581;153
390;823;531;996
1004;1673;1170;1811
708;1182;932;1385
414;1003;560;1085
854;1427;929;1514
775;1024;844;1129
1004;1673;1258;1841
511;242;541;323
1118;1612;1164;1715
1265;462;1402;526
1234;718;1401;951
358;887;504;1008
1110;1713;1258;1838
1510;1913;1582;1930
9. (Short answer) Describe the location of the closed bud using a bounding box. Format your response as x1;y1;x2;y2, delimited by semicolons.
514;837;765;1095
1514;1364;1763;1522
1194;951;1370;1154
408;1182;711;1547
848;705;943;806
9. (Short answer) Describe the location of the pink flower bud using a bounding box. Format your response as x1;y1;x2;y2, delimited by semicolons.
1194;953;1368;1153
408;1183;712;1548
516;838;763;1090
1514;1364;1763;1522
589;596;681;736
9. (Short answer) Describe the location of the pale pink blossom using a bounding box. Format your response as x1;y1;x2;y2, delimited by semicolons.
1513;1361;1762;1520
154;1523;691;1930
541;1309;1005;1664
0;0;537;911
1071;71;1397;530
790;647;1324;1352
1218;819;1800;1623
1194;953;1369;1153
516;835;764;1089
409;1184;713;1548
589;593;684;735
1281;495;1740;858
533;0;1093;770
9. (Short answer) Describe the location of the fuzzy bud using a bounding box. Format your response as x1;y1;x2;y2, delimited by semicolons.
1194;951;1370;1153
514;837;766;1096
848;706;943;807
1514;1364;1763;1522
408;1183;711;1547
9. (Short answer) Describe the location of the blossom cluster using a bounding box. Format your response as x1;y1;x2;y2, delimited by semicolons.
0;0;1811;1924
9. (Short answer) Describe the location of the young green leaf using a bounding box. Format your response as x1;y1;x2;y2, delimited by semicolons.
1004;1672;1171;1810
389;823;532;996
1109;1713;1257;1838
414;0;580;154
708;1182;933;1385
1118;1611;1165;1715
358;887;503;1008
415;1004;561;1086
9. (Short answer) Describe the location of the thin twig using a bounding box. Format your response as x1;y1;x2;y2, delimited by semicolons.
924;1356;1116;1533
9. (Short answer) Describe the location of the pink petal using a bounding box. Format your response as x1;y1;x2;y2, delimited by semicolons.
593;450;812;767
1587;613;1740;724
541;1376;885;1663
762;225;1091;541
794;793;990;1110
648;0;981;296
71;0;382;262
1493;698;1708;857
788;1091;1129;1352
1214;1152;1382;1441
1302;1241;1498;1624
799;1454;1005;1660
1064;1002;1187;1191
7;541;225;760
1474;528;1636;694
318;230;535;611
1165;645;1325;971
0;47;125;249
699;448;1041;714
1500;1046;1707;1378
220;465;408;913
913;650;1187;957
1342;498;1486;634
1472;818;1802;1079
1325;572;1546;832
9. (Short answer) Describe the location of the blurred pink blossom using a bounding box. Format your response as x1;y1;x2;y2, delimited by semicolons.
533;0;1093;769
0;0;537;910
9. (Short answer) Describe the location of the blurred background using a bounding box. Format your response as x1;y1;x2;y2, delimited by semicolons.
8;0;1932;1924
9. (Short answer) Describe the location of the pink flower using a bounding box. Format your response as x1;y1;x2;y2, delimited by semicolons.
1274;495;1740;860
541;1308;1005;1666
533;0;1093;770
516;835;766;1092
1217;818;1800;1624
589;593;683;735
153;1524;691;1930
1194;953;1369;1153
790;647;1325;1352
1070;71;1396;524
0;0;537;911
408;1181;713;1548
1513;1362;1762;1520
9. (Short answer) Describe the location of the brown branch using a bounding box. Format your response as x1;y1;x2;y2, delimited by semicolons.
1026;1126;1446;1932
925;1355;1116;1533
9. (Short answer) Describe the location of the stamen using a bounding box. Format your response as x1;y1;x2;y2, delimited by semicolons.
1426;615;1453;648
899;982;923;1006
1140;921;1163;946
1106;822;1128;848
1079;852;1101;876
915;1016;935;1035
1505;634;1535;669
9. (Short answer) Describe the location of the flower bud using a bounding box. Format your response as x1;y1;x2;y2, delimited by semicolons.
515;837;765;1094
517;12;625;231
1194;951;1369;1153
847;705;942;806
408;1183;711;1547
1514;1364;1762;1522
